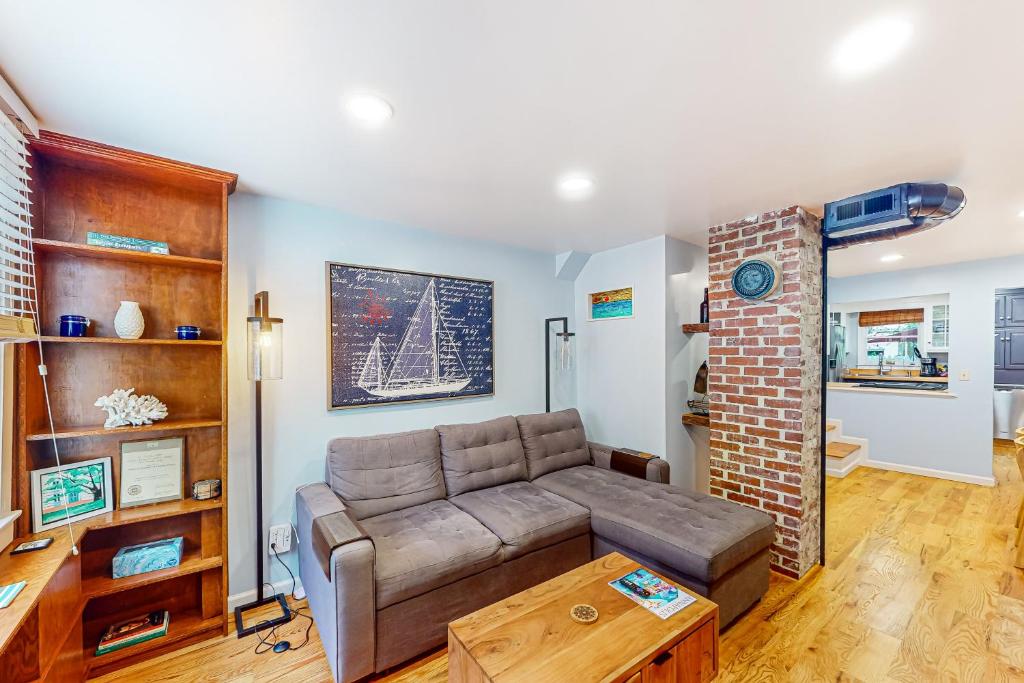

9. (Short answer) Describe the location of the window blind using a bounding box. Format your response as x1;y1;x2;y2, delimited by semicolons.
0;111;37;341
858;308;924;327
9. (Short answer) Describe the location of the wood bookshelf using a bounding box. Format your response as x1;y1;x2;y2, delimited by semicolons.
0;131;235;682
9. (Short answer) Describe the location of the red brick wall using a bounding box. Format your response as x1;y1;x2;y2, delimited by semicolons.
707;207;822;579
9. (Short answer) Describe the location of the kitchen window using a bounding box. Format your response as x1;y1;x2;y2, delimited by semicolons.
865;322;920;365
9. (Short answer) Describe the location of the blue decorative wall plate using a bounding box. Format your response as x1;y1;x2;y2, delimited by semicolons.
731;259;780;300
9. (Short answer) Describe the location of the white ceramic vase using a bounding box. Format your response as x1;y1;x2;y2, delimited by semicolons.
114;301;145;339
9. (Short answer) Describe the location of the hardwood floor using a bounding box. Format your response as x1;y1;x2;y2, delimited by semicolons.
101;445;1024;682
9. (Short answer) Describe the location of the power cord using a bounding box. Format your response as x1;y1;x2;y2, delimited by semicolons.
251;545;313;656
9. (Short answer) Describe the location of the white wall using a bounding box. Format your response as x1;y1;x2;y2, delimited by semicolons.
574;237;666;456
666;238;710;491
828;254;1024;484
573;236;708;489
228;194;574;600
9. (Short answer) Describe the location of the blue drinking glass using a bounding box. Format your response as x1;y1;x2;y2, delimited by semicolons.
58;315;90;337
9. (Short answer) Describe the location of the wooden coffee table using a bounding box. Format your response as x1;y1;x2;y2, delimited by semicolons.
447;552;718;682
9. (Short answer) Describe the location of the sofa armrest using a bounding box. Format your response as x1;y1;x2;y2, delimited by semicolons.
296;483;375;683
588;441;670;484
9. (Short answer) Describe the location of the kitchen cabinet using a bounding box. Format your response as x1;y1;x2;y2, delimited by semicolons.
1007;330;1024;369
995;289;1024;327
930;304;949;350
994;329;1024;370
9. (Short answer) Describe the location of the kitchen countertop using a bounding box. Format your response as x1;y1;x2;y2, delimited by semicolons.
827;382;957;398
840;373;949;383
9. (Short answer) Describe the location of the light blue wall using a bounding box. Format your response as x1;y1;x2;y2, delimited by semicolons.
828;254;1024;483
227;194;574;601
572;236;709;490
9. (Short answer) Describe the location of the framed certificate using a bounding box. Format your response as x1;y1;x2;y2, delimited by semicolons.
119;438;185;508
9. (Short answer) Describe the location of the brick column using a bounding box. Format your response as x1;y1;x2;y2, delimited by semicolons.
706;207;822;579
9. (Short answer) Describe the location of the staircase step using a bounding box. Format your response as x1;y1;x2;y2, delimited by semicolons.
826;441;860;459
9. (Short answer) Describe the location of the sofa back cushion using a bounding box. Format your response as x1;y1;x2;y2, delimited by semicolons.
515;408;590;480
325;429;445;520
435;416;527;496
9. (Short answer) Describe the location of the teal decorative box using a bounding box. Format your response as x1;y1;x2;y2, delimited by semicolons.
112;537;183;579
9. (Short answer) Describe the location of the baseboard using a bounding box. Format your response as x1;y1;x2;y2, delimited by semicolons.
228;577;305;612
863;458;995;487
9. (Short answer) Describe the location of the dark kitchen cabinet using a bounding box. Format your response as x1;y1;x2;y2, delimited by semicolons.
995;289;1024;381
1007;330;1024;369
995;289;1024;327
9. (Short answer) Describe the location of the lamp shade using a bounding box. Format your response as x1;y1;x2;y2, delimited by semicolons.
247;291;283;381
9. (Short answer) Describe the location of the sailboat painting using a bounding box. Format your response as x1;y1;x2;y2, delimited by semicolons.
327;262;494;409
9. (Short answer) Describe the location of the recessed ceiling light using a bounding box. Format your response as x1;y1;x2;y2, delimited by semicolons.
344;92;393;127
880;253;904;263
833;16;913;77
557;173;595;201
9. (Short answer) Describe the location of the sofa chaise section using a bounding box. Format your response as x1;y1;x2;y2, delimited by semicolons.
519;409;775;626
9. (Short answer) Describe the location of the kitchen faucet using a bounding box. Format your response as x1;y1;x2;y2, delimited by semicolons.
877;354;884;375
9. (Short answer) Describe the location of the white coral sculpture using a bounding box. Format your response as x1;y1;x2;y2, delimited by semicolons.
94;388;169;429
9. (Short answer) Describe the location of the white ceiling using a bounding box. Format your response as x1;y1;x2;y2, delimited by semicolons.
1;1;1022;277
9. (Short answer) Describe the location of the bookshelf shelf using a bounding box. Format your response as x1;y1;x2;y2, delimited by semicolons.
83;609;222;677
681;323;710;334
82;554;223;600
32;238;222;271
38;336;222;346
26;418;223;442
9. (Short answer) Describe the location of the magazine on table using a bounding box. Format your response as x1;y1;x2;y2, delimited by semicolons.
609;568;695;619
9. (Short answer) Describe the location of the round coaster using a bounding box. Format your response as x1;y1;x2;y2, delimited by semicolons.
570;603;599;624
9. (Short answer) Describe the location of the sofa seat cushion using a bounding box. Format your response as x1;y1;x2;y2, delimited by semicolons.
361;499;502;609
533;466;774;583
449;481;591;559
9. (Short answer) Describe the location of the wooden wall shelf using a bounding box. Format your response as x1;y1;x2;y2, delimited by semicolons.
682;412;710;427
682;323;709;334
0;131;235;682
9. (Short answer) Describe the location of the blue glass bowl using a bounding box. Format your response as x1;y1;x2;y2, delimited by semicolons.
175;325;201;341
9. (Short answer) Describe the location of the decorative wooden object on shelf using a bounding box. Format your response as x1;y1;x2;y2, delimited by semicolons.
681;323;709;334
681;413;710;427
0;131;235;682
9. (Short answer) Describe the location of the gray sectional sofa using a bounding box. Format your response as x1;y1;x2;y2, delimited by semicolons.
296;408;774;682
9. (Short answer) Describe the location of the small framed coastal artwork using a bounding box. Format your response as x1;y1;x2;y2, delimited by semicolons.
30;457;114;532
326;262;495;409
588;286;634;321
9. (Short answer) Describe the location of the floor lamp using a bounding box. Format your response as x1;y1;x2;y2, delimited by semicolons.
544;317;575;412
235;290;291;637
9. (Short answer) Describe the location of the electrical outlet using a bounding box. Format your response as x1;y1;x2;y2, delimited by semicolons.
959;369;970;381
269;524;292;554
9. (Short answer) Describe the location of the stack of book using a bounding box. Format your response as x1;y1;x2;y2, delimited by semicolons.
95;610;170;656
87;231;170;255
